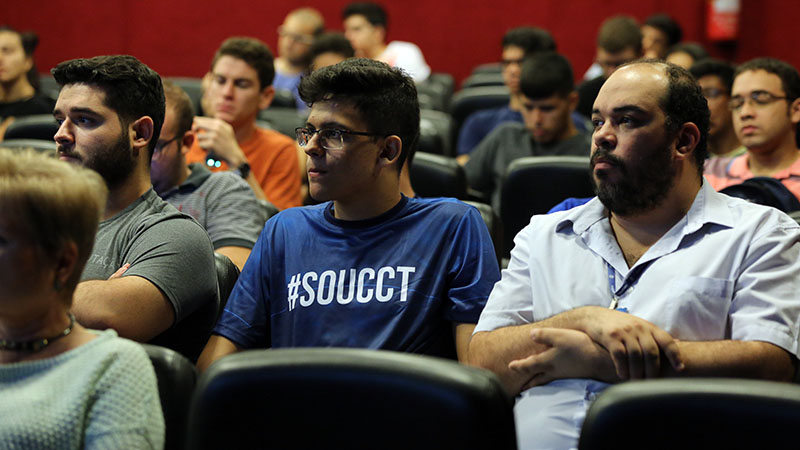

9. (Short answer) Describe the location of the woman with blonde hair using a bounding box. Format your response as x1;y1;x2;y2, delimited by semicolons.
0;149;164;449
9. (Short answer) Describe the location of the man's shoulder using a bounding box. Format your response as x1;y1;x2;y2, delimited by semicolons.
252;127;295;148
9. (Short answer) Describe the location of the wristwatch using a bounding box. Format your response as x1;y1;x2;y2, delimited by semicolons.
237;161;251;179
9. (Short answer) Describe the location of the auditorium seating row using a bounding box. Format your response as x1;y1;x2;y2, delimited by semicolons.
145;339;800;450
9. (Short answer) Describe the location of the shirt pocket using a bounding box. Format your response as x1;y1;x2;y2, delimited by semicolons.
661;276;734;340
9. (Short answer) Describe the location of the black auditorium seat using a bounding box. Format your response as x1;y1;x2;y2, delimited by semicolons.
186;348;517;450
410;151;467;199
419;109;453;156
461;71;505;89
3;114;59;140
499;156;593;258
449;86;510;152
579;378;800;450
258;107;307;138
2;138;57;154
142;344;197;450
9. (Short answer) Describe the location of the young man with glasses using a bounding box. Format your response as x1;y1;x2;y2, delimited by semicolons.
273;8;325;111
198;58;500;371
690;59;743;160
151;80;267;270
705;58;800;199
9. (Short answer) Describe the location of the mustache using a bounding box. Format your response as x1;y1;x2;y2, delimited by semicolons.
590;149;625;168
57;145;81;160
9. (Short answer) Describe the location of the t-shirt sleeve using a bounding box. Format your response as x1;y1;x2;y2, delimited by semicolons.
444;205;501;323
213;220;275;348
205;173;266;249
84;341;165;449
260;136;302;211
729;221;800;356
474;216;537;333
122;215;217;323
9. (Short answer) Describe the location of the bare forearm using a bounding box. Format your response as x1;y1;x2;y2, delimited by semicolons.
469;324;545;394
197;335;240;372
664;340;795;381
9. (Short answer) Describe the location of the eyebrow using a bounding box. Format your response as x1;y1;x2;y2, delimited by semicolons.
305;120;352;130
53;106;101;117
591;105;648;116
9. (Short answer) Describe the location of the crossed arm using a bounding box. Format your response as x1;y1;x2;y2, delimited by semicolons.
468;306;795;396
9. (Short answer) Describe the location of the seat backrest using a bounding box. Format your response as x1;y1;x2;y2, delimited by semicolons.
471;62;502;75
4;114;59;141
449;86;510;151
461;72;505;89
1;138;57;154
214;251;240;320
416;72;455;112
464;200;503;265
579;378;800;450
167;77;204;116
141;344;197;450
499;156;593;258
257;107;306;138
409;151;468;199
271;89;297;109
186;348;517;450
419;109;453;156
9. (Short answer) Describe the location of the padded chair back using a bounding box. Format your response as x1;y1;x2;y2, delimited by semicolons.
461;72;505;89
38;74;61;102
186;348;517;450
214;251;240;319
141;344;197;450
257;107;306;138
1;138;57;154
419;109;453;156
4;114;59;141
579;378;800;449
464;200;503;265
416;72;455;112
499;156;593;258
271;89;297;109
410;151;467;199
471;62;502;75
168;77;204;116
450;86;510;152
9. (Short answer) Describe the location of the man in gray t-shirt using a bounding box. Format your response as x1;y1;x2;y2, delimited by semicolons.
462;52;591;211
52;56;216;350
152;80;270;270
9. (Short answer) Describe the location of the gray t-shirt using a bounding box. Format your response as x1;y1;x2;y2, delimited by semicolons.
464;122;591;210
160;163;269;250
81;188;216;323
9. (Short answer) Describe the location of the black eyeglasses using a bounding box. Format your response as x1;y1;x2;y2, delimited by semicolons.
154;136;181;153
729;90;788;111
295;127;386;150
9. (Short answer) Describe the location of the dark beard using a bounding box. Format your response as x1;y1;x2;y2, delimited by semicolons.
591;141;676;216
84;131;137;192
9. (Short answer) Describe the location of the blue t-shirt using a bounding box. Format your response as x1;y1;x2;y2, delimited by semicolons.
214;196;500;359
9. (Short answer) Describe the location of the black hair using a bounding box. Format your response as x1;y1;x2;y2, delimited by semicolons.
624;59;709;177
342;2;388;29
298;58;419;173
597;16;642;53
519;51;574;99
212;37;275;90
502;26;557;55
52;55;166;158
666;42;709;64
644;14;683;47
310;32;355;61
0;26;41;93
736;57;800;103
689;58;735;92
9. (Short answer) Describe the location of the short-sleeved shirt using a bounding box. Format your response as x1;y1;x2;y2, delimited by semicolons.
214;196;500;359
186;127;302;210
81;188;217;324
159;163;267;250
704;152;800;200
464;122;591;210
475;181;800;449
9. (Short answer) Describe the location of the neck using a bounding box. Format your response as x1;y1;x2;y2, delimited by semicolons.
275;57;304;76
610;172;700;267
747;135;799;176
105;165;152;220
333;178;402;221
508;94;523;111
708;126;741;157
0;77;35;103
365;43;387;60
0;306;73;364
399;163;415;198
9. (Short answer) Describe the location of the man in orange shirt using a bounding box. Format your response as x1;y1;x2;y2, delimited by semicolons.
186;37;302;210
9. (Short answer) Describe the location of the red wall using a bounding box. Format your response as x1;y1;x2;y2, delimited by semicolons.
6;0;800;87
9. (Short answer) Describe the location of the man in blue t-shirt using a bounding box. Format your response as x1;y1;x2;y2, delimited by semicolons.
198;58;500;371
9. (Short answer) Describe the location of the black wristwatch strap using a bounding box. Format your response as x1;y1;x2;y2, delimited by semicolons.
237;161;251;179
